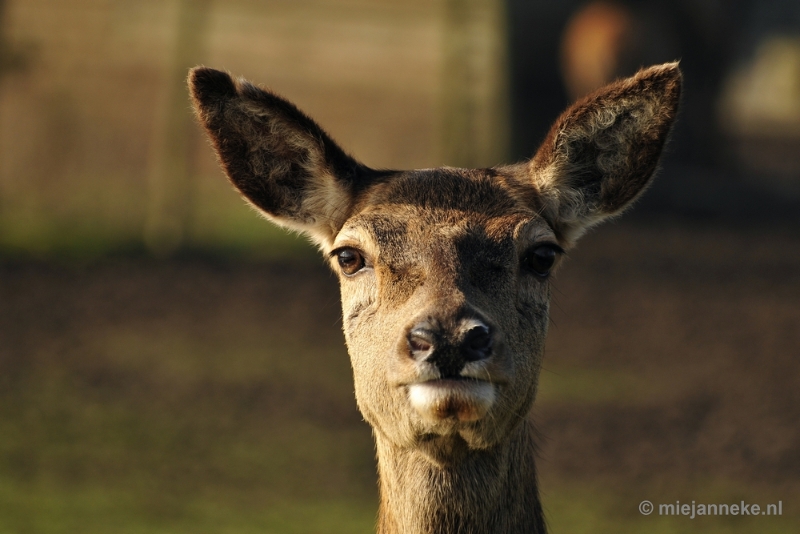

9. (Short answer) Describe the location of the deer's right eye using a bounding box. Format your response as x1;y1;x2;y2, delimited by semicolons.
336;248;366;276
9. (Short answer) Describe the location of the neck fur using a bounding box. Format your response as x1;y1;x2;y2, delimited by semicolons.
375;420;546;534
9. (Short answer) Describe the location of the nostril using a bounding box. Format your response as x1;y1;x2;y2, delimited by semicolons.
407;328;435;360
409;336;432;353
462;325;493;362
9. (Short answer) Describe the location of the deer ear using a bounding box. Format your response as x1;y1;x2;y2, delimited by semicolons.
529;62;681;244
188;67;365;249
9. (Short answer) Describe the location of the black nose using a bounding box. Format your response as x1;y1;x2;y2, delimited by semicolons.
462;324;493;362
407;327;435;362
406;320;494;376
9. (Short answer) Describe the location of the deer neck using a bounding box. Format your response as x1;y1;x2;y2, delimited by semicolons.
375;419;546;534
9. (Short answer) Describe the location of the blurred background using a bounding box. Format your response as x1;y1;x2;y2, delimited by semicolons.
0;0;798;532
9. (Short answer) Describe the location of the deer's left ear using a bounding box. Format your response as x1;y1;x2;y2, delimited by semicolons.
529;62;681;244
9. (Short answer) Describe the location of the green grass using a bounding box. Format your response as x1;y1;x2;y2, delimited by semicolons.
0;170;317;261
537;365;799;533
0;477;375;534
1;257;796;533
0;295;376;533
543;480;796;534
0;370;377;534
537;366;657;405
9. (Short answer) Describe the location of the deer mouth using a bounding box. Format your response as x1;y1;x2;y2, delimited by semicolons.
407;379;495;423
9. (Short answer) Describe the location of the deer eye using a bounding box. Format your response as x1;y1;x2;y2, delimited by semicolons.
522;244;561;278
336;248;366;276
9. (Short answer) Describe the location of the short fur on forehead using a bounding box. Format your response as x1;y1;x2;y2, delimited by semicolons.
359;168;525;217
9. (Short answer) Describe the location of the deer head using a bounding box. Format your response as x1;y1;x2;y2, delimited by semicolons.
189;63;680;532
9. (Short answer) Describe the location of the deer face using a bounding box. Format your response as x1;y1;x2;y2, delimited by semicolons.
331;168;557;454
189;63;680;461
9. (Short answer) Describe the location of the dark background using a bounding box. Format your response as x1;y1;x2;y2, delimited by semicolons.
1;1;798;532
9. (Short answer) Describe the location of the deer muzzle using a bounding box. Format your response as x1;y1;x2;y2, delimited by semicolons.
405;317;499;423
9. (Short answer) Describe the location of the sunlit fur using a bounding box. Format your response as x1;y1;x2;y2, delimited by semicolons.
530;62;682;245
189;62;681;534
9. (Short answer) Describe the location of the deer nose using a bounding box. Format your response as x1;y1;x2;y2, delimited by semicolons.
407;327;436;362
406;319;494;375
462;323;493;362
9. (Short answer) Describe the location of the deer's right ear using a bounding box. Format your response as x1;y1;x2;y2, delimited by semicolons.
188;67;365;248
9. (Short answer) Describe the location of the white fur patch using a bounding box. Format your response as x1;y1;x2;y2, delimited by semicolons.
408;380;496;422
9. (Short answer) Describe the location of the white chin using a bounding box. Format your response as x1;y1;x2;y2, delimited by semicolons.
408;380;495;423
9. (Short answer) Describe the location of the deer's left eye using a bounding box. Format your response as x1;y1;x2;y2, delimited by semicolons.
522;244;562;277
336;248;366;276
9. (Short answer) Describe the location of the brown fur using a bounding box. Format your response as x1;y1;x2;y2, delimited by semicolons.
189;62;681;534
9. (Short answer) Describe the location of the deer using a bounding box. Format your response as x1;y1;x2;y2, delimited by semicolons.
188;61;681;534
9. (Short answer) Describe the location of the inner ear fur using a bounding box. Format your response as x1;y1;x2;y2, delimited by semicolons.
529;62;682;243
188;67;367;248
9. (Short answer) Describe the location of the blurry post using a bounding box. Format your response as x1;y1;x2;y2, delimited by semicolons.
0;0;30;228
559;1;634;101
441;0;510;168
0;0;20;80
145;0;211;255
0;0;7;78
